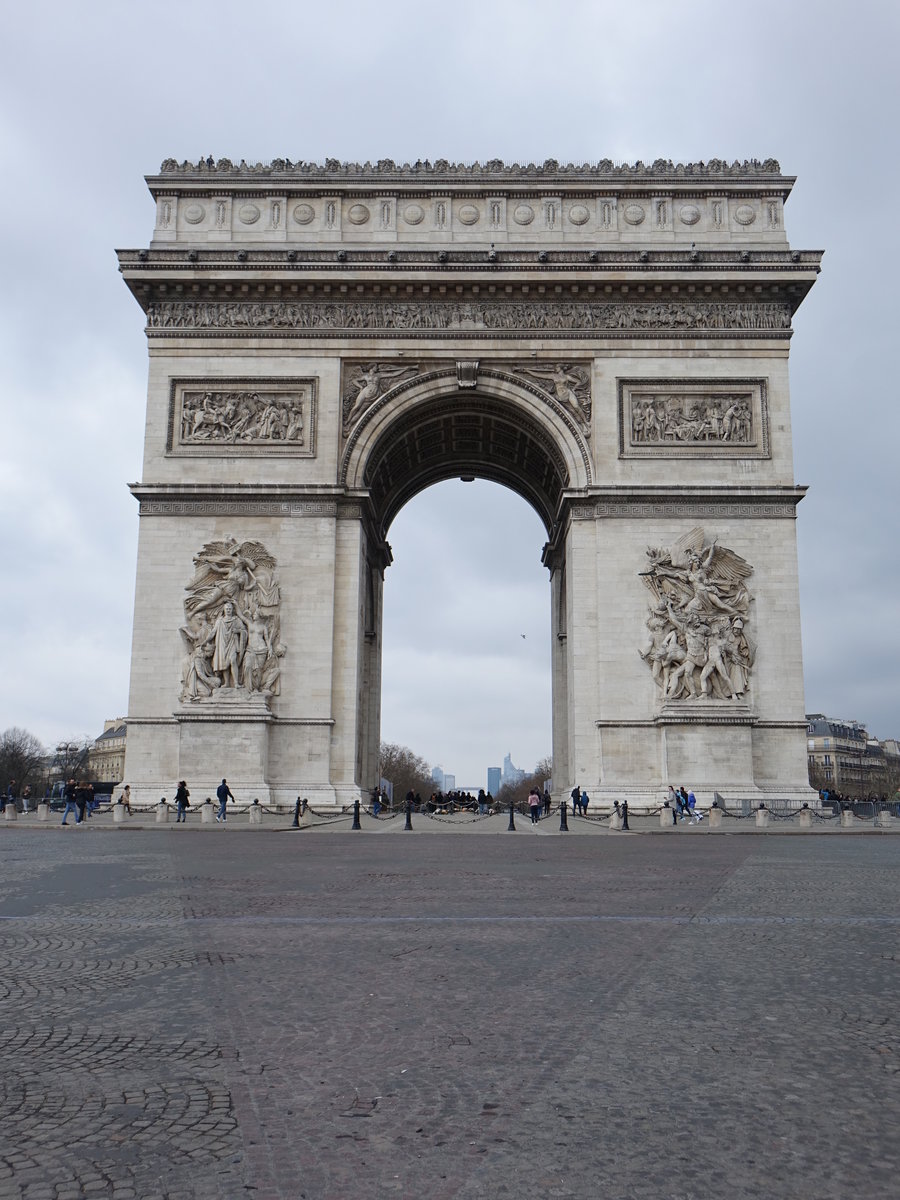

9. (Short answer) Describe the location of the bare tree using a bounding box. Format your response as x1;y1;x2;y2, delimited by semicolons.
50;738;94;788
0;727;47;794
379;742;433;801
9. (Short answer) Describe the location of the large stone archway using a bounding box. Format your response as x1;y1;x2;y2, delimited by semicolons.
119;157;821;808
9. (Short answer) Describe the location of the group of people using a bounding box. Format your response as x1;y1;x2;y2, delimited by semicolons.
666;785;703;824
2;780;32;813
60;779;100;825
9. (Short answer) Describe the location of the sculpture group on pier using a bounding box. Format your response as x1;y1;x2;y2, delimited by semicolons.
639;527;755;702
179;538;285;704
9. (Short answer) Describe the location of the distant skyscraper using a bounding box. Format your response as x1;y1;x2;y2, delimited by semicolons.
501;752;525;788
487;766;501;796
432;766;444;790
443;774;456;792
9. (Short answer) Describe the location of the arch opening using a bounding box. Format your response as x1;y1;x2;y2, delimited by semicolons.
381;478;553;791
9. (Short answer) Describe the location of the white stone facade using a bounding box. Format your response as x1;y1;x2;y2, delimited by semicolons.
119;158;820;808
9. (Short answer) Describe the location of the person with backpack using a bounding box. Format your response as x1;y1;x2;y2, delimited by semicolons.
216;778;234;822
175;780;190;823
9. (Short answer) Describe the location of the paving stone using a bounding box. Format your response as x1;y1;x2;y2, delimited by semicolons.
0;831;898;1197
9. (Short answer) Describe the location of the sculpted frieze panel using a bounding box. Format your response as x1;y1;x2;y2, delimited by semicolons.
147;300;791;336
618;379;769;459
638;527;755;703
167;378;317;456
179;538;285;706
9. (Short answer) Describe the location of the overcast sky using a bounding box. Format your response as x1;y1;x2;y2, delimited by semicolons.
1;0;897;786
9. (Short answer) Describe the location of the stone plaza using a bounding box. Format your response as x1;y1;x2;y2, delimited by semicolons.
118;157;821;811
1;825;898;1198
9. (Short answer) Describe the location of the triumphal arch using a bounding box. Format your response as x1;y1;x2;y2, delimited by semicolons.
118;156;821;808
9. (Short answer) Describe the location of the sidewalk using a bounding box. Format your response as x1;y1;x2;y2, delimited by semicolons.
3;805;896;834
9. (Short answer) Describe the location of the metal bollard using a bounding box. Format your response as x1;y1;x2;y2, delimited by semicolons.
507;802;516;831
559;802;568;832
292;797;302;828
405;799;413;831
352;799;361;830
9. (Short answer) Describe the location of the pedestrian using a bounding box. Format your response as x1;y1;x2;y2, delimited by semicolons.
216;777;234;822
118;784;133;814
570;784;580;816
61;778;80;825
581;789;590;816
687;790;703;823
21;785;32;813
6;779;18;813
677;786;691;822
621;799;630;830
174;780;190;823
477;788;487;815
542;788;551;817
528;786;542;824
371;786;381;816
75;782;89;823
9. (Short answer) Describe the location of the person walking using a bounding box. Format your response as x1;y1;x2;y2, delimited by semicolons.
75;782;89;824
542;788;551;817
216;778;234;822
61;778;80;825
528;787;542;825
21;785;32;813
174;780;190;823
570;784;580;816
581;789;590;816
118;784;133;815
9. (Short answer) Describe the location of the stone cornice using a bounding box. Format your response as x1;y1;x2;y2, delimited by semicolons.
562;485;806;522
153;156;788;185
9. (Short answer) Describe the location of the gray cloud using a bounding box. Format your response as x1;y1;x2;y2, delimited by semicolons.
1;0;896;784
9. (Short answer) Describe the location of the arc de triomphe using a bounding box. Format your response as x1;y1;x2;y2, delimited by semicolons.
118;157;820;808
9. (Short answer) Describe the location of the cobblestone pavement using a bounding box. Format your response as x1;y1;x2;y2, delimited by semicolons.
1;830;898;1198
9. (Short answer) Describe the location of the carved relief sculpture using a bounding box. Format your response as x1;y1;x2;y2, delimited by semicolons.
630;392;752;444
638;527;755;702
179;539;285;704
180;389;304;445
342;362;419;430
148;300;791;335
513;363;592;431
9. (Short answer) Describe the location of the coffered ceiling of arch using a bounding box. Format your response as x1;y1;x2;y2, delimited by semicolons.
361;395;569;538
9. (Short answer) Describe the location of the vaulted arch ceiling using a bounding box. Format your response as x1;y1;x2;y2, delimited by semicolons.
363;393;569;539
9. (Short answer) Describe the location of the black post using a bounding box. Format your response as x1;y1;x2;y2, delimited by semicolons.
405;798;413;831
352;799;361;830
621;800;630;831
507;801;516;831
292;797;302;828
559;802;569;832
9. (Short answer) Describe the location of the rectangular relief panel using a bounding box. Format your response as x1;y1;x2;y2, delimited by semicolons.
618;378;769;459
166;377;317;457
